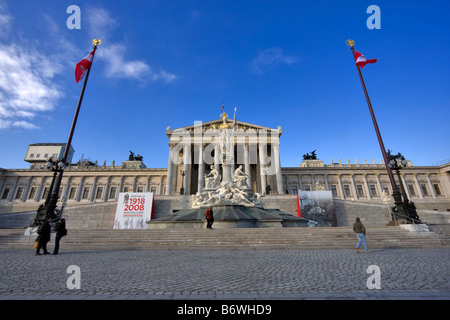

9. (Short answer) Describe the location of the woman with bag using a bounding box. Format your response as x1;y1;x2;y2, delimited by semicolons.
35;217;51;255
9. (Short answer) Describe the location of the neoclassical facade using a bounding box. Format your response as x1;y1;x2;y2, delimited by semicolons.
165;114;284;196
1;115;449;215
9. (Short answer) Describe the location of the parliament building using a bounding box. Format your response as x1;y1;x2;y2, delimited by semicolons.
1;114;449;227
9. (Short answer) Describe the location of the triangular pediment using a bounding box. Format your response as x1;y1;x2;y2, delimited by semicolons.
166;118;282;137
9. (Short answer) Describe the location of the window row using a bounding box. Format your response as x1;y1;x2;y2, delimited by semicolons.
1;184;161;201
287;182;443;198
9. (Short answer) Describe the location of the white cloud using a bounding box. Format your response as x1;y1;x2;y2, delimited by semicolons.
0;43;63;130
86;7;177;83
86;7;118;42
0;1;13;34
0;2;65;131
249;48;298;75
98;41;177;83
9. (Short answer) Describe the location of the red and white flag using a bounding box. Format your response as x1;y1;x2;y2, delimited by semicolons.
355;51;377;69
75;50;95;83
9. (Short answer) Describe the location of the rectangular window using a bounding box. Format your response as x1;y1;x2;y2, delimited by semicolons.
137;186;144;193
343;185;351;197
41;187;49;200
369;184;378;197
2;187;10;199
407;184;416;196
28;187;37;200
303;185;311;191
68;187;77;199
82;187;90;199
123;187;129;193
150;186;157;194
291;186;297;194
109;187;117;199
330;185;338;197
95;186;103;199
356;185;365;197
420;184;429;196
433;184;442;196
15;187;24;200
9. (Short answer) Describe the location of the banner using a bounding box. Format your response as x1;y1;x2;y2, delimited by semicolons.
297;191;336;227
114;192;154;229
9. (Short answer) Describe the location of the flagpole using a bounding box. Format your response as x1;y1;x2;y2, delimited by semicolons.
45;39;101;220
346;39;397;192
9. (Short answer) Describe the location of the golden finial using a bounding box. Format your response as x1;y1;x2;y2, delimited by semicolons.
93;39;102;47
346;39;355;48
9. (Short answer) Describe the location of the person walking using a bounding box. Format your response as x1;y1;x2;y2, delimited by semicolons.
205;206;214;229
53;218;67;255
353;217;369;253
35;217;52;255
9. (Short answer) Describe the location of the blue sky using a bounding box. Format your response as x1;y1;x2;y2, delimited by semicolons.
0;0;449;170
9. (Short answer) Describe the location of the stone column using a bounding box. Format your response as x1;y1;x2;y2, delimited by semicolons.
166;146;174;195
7;177;19;202
23;177;32;202
63;176;72;203
183;144;190;194
244;143;251;188
258;144;267;193
90;176;98;202
158;175;164;195
350;174;358;200
412;174;423;199
214;144;221;180
426;174;437;198
273;143;283;194
401;174;412;199
363;174;372;199
103;176;111;202
337;174;344;199
198;144;205;193
76;177;84;202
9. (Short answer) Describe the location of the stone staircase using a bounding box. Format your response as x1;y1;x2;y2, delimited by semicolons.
0;226;445;251
428;224;450;245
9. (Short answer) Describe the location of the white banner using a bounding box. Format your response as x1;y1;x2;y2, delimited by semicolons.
114;192;154;229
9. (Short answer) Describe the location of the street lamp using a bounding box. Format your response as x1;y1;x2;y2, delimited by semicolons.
387;150;420;224
180;170;187;195
34;158;65;225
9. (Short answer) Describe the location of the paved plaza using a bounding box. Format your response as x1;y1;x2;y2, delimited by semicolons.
0;247;449;301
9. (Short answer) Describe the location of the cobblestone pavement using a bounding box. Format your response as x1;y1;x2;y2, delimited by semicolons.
0;248;449;300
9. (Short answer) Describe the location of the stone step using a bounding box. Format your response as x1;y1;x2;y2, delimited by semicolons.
0;226;444;250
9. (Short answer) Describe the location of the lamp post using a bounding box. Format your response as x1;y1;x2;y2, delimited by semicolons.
180;170;187;195
34;158;65;224
387;150;420;224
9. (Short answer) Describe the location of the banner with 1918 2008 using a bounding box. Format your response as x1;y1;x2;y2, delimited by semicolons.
114;192;154;229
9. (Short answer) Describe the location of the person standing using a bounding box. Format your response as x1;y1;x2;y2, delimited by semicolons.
353;217;369;253
35;217;52;255
205;206;214;229
53;218;67;255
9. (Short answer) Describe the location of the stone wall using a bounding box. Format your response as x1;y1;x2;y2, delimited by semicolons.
2;195;450;230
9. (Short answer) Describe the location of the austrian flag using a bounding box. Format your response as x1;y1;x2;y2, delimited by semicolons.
355;51;377;69
74;50;95;83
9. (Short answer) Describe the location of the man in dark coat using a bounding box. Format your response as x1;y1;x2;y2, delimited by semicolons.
53;218;67;255
205;206;214;229
36;217;52;255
